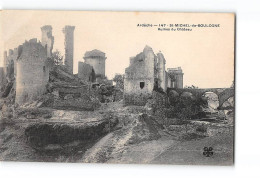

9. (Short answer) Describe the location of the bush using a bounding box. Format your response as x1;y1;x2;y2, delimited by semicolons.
166;97;207;120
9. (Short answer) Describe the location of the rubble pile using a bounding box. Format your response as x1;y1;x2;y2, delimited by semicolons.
40;66;101;111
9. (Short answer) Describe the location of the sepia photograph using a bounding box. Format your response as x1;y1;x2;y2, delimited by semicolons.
0;10;235;165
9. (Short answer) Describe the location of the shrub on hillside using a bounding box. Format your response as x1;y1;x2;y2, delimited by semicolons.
166;97;207;120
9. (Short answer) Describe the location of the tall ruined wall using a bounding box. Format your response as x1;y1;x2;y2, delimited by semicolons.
124;46;155;106
78;62;95;82
16;39;49;105
157;52;166;91
3;46;22;81
41;25;54;58
0;67;7;89
166;72;172;88
63;26;75;74
175;73;183;89
84;57;105;78
172;67;184;89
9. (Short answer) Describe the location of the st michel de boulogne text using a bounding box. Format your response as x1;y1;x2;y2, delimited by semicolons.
137;23;221;31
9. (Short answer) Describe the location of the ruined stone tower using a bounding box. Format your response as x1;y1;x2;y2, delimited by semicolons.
16;38;49;105
63;26;75;74
157;52;166;91
41;25;54;58
83;49;106;80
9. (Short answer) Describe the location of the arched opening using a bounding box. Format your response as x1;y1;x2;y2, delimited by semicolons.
202;92;219;110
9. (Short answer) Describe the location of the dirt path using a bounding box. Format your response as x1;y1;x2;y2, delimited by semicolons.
1;101;234;164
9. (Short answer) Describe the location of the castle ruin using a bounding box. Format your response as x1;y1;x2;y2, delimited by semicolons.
1;25;58;105
124;46;184;106
124;46;156;105
63;26;75;74
15;39;49;105
1;24;108;107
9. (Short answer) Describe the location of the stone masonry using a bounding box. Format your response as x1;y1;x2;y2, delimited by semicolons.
83;49;106;80
41;25;54;58
63;26;75;74
78;62;96;82
124;46;156;106
157;52;166;91
15;38;49;105
167;67;184;89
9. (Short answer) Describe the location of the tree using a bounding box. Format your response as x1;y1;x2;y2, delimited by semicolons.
113;74;124;89
52;50;63;66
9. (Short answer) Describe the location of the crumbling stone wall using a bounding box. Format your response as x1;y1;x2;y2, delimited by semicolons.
78;62;95;82
63;26;75;74
124;46;156;106
15;39;49;105
41;25;54;58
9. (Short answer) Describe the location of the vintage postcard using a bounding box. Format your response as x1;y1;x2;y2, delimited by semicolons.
0;10;234;165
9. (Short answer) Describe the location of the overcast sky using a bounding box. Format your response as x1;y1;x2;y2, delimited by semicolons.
0;10;234;88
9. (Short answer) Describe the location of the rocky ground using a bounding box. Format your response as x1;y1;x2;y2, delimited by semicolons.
0;100;234;165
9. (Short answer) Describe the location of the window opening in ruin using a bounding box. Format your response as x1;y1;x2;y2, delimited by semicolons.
140;82;145;89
